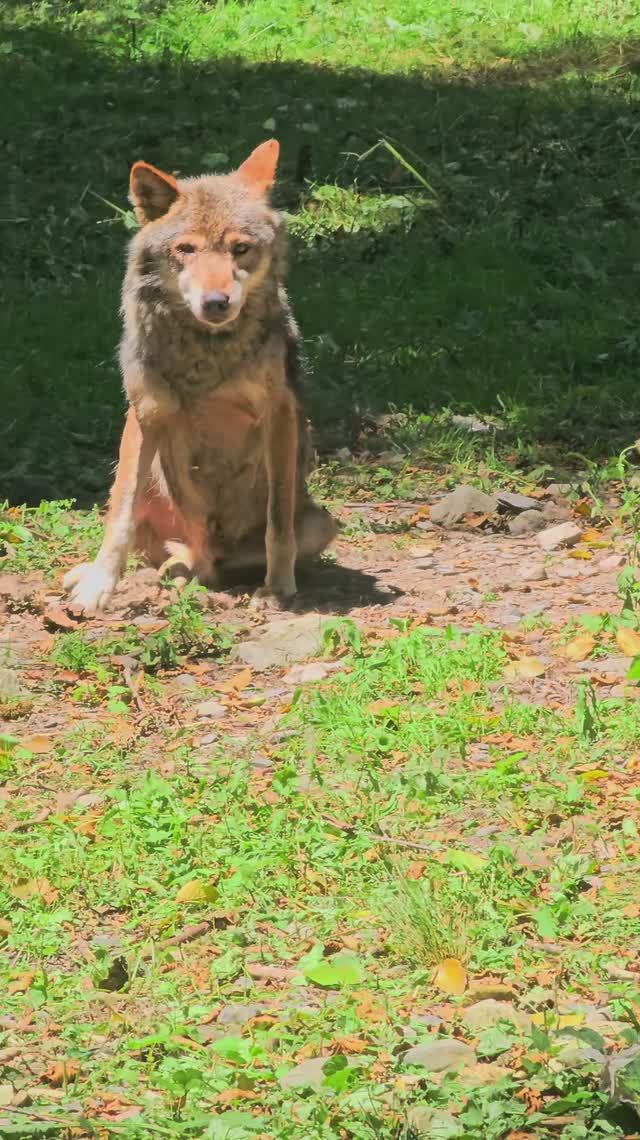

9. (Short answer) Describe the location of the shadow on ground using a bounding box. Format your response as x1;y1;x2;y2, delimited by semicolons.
2;23;640;503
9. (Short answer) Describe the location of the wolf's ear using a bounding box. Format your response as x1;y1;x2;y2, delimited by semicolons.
236;140;280;195
129;162;179;224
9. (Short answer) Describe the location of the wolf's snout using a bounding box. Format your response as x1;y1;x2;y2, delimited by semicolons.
201;291;231;321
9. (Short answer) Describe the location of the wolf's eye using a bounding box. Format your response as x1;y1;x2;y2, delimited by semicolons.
233;242;250;257
176;242;196;255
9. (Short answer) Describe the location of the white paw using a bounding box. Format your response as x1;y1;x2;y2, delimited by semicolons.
63;562;117;615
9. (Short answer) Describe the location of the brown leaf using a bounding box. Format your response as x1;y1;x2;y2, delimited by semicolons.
215;668;252;694
43;605;80;631
44;1061;80;1087
12;877;58;904
616;626;640;658
433;957;467;996
21;734;54;755
562;634;596;662
7;971;35;995
330;1035;369;1054
503;657;546;680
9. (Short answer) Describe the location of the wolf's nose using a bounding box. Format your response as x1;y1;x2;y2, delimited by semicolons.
201;291;230;318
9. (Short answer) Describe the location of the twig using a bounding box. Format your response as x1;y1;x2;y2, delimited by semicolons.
245;962;297;982
139;920;212;960
365;833;433;852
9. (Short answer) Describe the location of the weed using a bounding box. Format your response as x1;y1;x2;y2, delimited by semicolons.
383;873;470;967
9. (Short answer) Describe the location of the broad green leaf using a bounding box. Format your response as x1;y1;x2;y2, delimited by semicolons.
445;849;486;873
304;951;365;988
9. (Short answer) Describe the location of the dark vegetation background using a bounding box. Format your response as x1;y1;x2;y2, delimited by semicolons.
1;1;640;505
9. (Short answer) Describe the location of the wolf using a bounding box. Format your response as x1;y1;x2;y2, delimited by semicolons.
63;140;336;614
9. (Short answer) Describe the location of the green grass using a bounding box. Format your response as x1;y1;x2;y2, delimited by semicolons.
3;617;640;1136
3;0;640;501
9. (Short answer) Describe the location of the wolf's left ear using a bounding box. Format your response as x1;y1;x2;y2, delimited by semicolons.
129;162;179;224
236;140;280;195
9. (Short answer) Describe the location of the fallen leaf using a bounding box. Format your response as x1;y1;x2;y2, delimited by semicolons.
43;605;79;631
175;880;218;905
503;657;546;680
21;734;53;755
433;957;467;996
568;549;593;560
215;668;252;693
562;634;596;661
12;877;58;904
330;1035;369;1054
44;1061;80;1087
7;971;35;995
616;626;640;658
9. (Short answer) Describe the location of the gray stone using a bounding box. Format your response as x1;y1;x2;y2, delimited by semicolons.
497;491;541;513
518;561;547;582
0;666;23;701
174;673;197;688
537;522;582;551
402;1039;476;1072
451;414;495;435
217;1002;267;1026
600;553;625;572
462;999;531;1034
279;1055;360;1090
282;661;340;685
235;613;325;671
509;510;547;537
195;700;226;720
546;482;573;498
406;1107;463;1136
541;500;572;522
430;485;498;527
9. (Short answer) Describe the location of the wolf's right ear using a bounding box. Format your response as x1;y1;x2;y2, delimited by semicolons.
129;162;179;224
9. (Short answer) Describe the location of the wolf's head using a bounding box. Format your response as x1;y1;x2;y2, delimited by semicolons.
129;140;282;330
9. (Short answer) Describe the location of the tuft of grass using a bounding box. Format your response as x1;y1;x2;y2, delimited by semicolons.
383;873;471;968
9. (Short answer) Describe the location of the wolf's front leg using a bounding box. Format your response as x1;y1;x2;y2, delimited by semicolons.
252;390;298;606
64;408;157;614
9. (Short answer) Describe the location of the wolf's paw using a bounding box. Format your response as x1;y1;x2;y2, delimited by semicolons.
63;562;117;615
249;574;297;612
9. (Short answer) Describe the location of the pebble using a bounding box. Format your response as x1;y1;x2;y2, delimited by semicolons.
537;522;582;551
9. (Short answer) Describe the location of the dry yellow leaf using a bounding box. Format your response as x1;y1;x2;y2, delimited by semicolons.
22;734;53;755
503;657;546;680
568;549;592;560
174;879;218;905
433;956;467;996
215;668;252;694
616;626;640;658
562;634;595;662
12;877;58;904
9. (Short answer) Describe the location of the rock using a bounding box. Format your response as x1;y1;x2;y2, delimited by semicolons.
497;491;541;513
279;1055;360;1090
518;561;547;582
462;999;531;1034
546;482;573;498
509;510;547;537
235;613;325;671
541;500;572;522
195;700;226;719
406;1106;463;1136
600;553;625;572
430;485;498;527
451;414;496;435
174;673;197;688
282;662;341;685
217;1002;267;1026
402;1039;476;1072
537;522;582;551
0;666;24;701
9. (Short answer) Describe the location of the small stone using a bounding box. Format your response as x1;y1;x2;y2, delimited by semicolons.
197;732;219;746
541;500;572;522
262;116;276;131
174;673;197;688
407;1107;463;1135
451;414;496;434
0;666;24;701
402;1039;476;1072
430;485;498;527
497;491;541;513
217;1002;267;1026
518;561;547;582
235;613;325;671
195;700;226;719
546;482;573;498
462;999;532;1034
280;1055;360;1090
537;522;582;551
283;662;340;685
600;553;625;572
509;510;547;536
